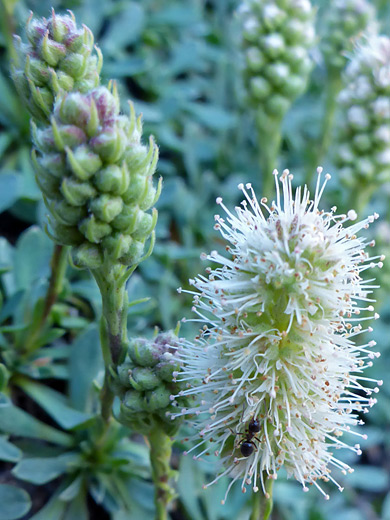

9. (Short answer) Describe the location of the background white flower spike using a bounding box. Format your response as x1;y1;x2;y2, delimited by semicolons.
174;169;383;502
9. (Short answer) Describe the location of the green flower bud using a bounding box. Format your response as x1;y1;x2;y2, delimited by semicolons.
114;331;187;435
79;215;111;243
72;243;103;269
240;0;315;119
128;338;160;367
266;94;290;118
352;134;371;153
12;10;102;121
123;389;145;413
15;12;160;272
61;177;96;206
119;240;146;266
246;47;266;72
144;385;171;411
94;164;130;195
129;367;160;391
250;77;272;100
320;0;375;73
48;220;83;246
117;361;135;388
90;194;123;223
52;200;87;226
132;209;158;241
66;146;102;181
102;232;132;260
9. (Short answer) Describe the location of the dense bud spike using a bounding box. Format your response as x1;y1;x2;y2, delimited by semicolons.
12;10;102;121
240;0;315;119
113;332;187;436
13;12;160;271
320;0;375;73
336;36;390;200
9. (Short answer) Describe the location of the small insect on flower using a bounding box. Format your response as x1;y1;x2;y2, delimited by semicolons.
173;168;383;503
235;417;262;457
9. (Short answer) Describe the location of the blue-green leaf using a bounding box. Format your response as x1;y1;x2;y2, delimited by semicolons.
14;227;53;291
102;3;145;54
12;453;79;485
0;485;31;520
17;379;93;430
0;437;22;462
69;325;103;412
0;402;72;446
0;174;20;214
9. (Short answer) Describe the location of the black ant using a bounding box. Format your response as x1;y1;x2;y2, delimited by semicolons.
231;417;261;457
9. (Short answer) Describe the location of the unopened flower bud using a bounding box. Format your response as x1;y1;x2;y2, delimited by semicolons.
115;332;187;435
336;36;390;193
321;0;375;73
129;367;160;391
12;11;102;121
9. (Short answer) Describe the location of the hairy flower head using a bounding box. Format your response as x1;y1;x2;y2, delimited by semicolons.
174;169;383;501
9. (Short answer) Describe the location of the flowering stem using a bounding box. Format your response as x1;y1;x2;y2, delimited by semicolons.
256;115;282;200
24;244;68;352
250;477;274;520
148;428;175;520
93;264;129;425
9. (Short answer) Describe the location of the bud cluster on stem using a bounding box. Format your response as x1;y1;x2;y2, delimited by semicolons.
336;35;390;213
239;0;315;196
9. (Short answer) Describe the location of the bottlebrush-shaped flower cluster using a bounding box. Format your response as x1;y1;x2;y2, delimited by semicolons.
173;169;383;501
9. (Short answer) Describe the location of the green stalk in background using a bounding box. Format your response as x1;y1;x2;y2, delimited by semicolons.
24;244;68;353
239;0;315;198
250;477;273;520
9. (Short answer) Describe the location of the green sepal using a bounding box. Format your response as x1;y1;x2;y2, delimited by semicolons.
79;215;112;243
61;177;96;207
71;243;103;269
90;194;123;223
65;145;102;181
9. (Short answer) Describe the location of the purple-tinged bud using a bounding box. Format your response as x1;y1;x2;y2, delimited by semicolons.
39;31;66;66
91;86;119;123
91;127;126;162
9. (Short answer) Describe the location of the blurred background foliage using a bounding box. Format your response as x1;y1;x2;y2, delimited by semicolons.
0;0;390;519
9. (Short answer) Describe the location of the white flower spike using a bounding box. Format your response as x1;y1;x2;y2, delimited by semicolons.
173;169;383;502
